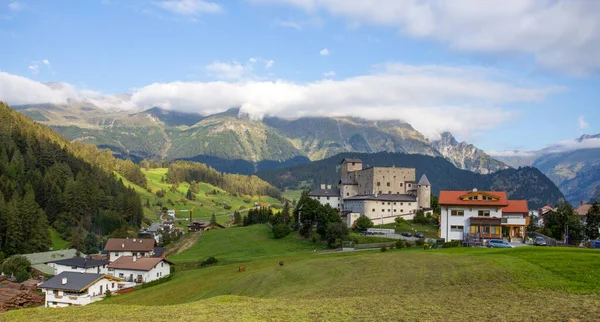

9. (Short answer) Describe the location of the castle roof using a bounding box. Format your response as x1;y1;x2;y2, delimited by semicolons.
418;174;431;186
341;158;363;164
345;194;417;202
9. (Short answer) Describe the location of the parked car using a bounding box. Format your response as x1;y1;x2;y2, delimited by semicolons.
534;237;547;246
415;232;424;238
401;232;412;237
487;239;515;248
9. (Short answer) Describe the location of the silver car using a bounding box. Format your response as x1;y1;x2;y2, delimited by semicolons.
487;239;515;248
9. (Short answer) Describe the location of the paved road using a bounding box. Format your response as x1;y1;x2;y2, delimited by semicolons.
362;233;430;242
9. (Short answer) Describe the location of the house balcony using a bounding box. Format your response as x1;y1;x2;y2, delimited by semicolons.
501;217;526;226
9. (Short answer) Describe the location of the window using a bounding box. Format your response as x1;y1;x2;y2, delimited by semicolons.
53;290;59;296
326;196;330;200
401;202;404;205
346;192;349;196
115;252;119;256
118;273;124;278
157;273;160;277
450;225;464;232
377;182;381;186
481;226;490;233
393;202;396;205
372;209;375;212
401;209;404;212
394;209;397;212
71;266;77;269
112;283;115;288
388;191;391;194
408;203;411;206
451;210;464;216
478;210;490;217
408;184;411;188
387;182;390;187
379;191;382;194
352;162;355;166
388;209;391;212
161;262;164;267
400;183;403;187
382;209;385;212
388;202;391;205
160;272;163;277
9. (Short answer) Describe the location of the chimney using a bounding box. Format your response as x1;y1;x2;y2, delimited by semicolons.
320;184;326;189
133;256;137;262
61;277;67;285
133;238;136;243
121;244;125;248
580;200;584;207
327;184;331;189
140;239;143;243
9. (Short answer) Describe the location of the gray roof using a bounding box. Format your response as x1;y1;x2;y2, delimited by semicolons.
31;263;55;275
154;247;166;257
344;194;417;202
418;174;431;186
20;249;81;265
39;272;115;292
341;158;363;164
339;179;358;185
49;257;110;268
308;187;340;197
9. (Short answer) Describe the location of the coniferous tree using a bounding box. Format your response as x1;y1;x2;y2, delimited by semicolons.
84;233;99;254
586;203;600;241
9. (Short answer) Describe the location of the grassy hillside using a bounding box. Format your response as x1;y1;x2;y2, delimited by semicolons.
118;168;282;226
6;245;600;321
169;225;324;264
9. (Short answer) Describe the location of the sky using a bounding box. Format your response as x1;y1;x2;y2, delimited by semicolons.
1;0;599;154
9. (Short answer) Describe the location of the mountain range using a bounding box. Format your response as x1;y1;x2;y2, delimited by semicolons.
13;101;507;175
495;134;600;205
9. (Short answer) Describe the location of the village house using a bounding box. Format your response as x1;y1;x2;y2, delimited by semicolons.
17;249;81;277
108;256;172;284
309;158;432;226
104;238;156;262
38;272;121;308
438;189;529;243
576;201;593;220
47;258;110;275
308;184;341;209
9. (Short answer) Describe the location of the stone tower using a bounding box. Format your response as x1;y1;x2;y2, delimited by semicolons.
341;158;363;181
417;174;431;209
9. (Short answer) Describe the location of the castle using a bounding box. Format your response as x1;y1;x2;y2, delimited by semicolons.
309;158;432;226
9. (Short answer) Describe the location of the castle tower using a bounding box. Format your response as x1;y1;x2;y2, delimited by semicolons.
340;158;363;181
417;174;431;209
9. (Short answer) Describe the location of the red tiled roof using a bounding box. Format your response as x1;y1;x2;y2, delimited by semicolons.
576;204;592;216
503;200;529;214
439;190;509;206
108;256;169;271
104;238;155;252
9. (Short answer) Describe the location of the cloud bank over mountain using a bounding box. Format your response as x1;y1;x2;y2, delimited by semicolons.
0;62;560;139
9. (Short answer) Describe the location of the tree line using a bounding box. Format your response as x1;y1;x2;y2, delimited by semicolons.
537;201;600;244
166;161;282;199
0;102;144;257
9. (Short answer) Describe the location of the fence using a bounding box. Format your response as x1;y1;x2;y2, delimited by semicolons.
354;242;396;250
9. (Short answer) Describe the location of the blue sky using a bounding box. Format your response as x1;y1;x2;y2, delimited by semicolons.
1;0;599;154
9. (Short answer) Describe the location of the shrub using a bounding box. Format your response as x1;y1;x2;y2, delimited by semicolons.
243;199;252;203
395;240;405;249
355;215;374;231
412;210;430;225
380;246;387;252
223;204;232;210
204;256;218;265
415;239;425;246
156;189;166;198
394;216;407;227
443;240;461;248
273;224;291;239
405;240;414;247
105;289;112;298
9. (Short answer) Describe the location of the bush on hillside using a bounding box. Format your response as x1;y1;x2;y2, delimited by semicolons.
443;240;461;248
405;240;414;247
415;239;425;246
396;240;405;249
354;215;374;231
394;217;407;227
273;224;291;239
380;246;387;252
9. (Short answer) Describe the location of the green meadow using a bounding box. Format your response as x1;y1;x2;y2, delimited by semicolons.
6;225;600;321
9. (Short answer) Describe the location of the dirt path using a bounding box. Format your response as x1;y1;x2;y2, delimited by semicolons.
165;231;202;257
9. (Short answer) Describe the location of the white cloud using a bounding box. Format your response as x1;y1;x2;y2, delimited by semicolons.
205;57;275;80
155;0;223;16
487;150;538;157
42;59;50;66
255;0;600;74
322;70;335;77
578;116;589;129
8;1;23;11
28;64;39;74
0;63;562;139
277;20;303;30
319;48;329;56
265;60;275;68
545;138;600;153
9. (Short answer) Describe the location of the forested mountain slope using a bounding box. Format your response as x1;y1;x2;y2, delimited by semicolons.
257;152;563;209
0;102;143;256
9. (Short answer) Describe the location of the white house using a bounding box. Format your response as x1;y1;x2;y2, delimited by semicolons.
308;184;342;209
48;258;110;275
108;256;172;284
104;238;156;262
439;189;529;243
38;272;122;308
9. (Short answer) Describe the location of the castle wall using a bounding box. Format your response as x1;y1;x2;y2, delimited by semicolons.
355;167;416;195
